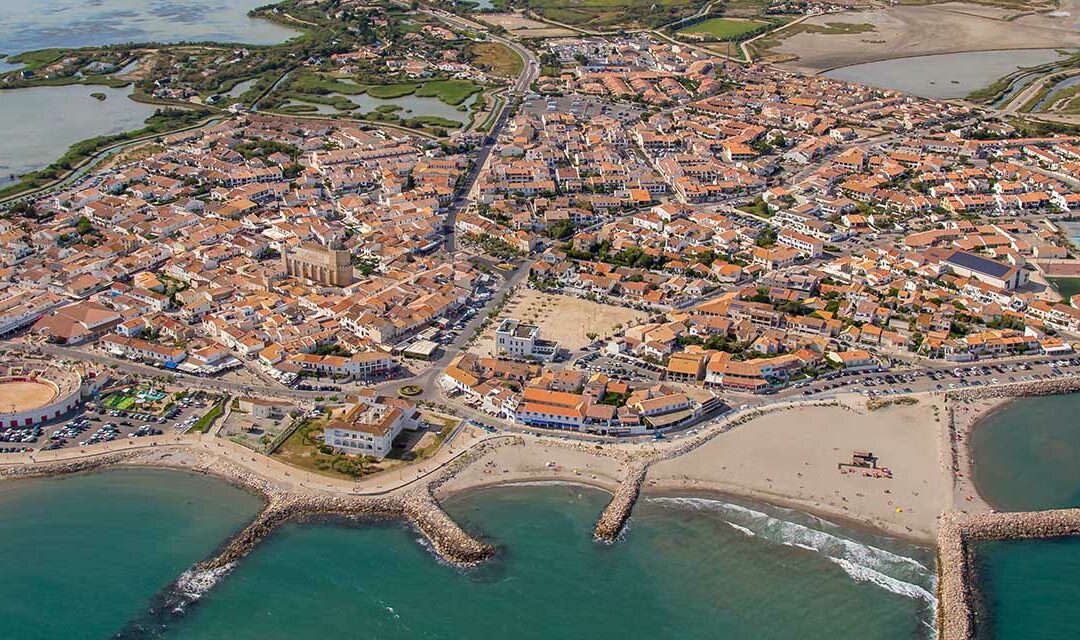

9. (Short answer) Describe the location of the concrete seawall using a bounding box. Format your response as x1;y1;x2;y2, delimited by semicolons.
937;508;1080;640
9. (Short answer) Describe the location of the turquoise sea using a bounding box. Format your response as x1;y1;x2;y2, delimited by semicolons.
970;394;1080;512
0;469;262;640
970;393;1080;639
0;472;937;640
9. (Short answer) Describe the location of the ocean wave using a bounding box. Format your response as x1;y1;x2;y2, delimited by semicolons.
828;558;937;606
727;522;755;537
650;497;931;581
175;563;235;601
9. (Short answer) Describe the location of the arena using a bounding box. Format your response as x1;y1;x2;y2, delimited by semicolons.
0;362;82;428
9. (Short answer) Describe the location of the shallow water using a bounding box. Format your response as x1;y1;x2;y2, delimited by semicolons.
970;394;1080;511
0;469;262;640
0;84;156;185
0;0;297;55
148;486;935;640
824;49;1070;99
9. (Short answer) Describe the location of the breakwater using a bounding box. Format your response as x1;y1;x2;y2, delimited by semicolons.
949;376;1080;402
593;463;648;541
937;508;1080;639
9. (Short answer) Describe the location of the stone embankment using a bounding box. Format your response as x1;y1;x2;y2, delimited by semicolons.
403;492;495;564
0;444;496;568
949;377;1080;402
593;463;648;541
937;507;1080;640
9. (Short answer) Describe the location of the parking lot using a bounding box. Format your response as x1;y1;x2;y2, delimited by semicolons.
574;350;662;383
521;95;642;124
0;389;222;453
796;357;1080;400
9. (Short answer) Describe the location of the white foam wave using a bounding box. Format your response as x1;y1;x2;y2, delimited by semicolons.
651;497;930;578
828;558;938;606
175;563;235;605
727;522;755;537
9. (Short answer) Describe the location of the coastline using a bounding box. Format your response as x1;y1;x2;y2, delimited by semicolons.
949;396;1010;514
643;479;937;546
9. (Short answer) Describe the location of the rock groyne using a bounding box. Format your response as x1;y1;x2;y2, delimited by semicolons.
403;492;495;564
949;377;1080;402
593;463;648;541
937;507;1080;640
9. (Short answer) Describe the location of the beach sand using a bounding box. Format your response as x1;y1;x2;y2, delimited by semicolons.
436;437;629;497
949;396;1008;515
648;398;950;542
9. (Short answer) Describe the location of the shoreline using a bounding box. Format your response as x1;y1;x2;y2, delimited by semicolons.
643;479;937;546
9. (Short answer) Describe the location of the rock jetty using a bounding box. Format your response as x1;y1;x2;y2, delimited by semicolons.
950;377;1080;402
593;463;648;541
937;507;1080;639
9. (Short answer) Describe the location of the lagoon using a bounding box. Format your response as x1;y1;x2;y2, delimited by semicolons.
824;49;1071;99
0;84;157;186
0;0;298;56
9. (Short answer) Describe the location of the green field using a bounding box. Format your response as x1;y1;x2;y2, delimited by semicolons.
678;17;769;39
522;0;702;29
103;394;136;411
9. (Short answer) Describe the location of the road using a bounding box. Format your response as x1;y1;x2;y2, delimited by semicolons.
422;6;540;252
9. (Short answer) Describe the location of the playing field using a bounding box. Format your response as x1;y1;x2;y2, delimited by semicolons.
0;381;57;413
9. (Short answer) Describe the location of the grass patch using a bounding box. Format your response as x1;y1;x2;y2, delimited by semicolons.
678;17;770;40
415;79;482;105
469;42;524;78
365;82;421;99
797;22;876;35
273;418;389;480
190;397;227;433
520;0;703;29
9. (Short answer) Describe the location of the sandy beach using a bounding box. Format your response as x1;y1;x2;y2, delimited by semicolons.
647;398;951;542
949;396;1010;514
436;438;629;497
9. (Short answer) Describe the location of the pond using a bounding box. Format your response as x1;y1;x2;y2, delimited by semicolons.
824;49;1072;99
0;84;156;186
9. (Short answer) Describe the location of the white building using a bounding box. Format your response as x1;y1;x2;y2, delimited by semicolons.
324;395;419;458
494;319;558;361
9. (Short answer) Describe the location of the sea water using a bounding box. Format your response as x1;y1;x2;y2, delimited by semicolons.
969;393;1080;638
144;485;935;639
0;468;262;640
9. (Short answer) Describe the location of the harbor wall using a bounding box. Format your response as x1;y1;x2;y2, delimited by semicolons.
938;508;1080;640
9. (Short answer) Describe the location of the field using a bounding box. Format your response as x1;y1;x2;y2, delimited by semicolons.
478;13;577;37
475;290;648;354
678;17;769;40
517;0;703;29
469;42;525;78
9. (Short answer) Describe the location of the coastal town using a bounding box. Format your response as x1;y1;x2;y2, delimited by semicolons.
2;0;1080;638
